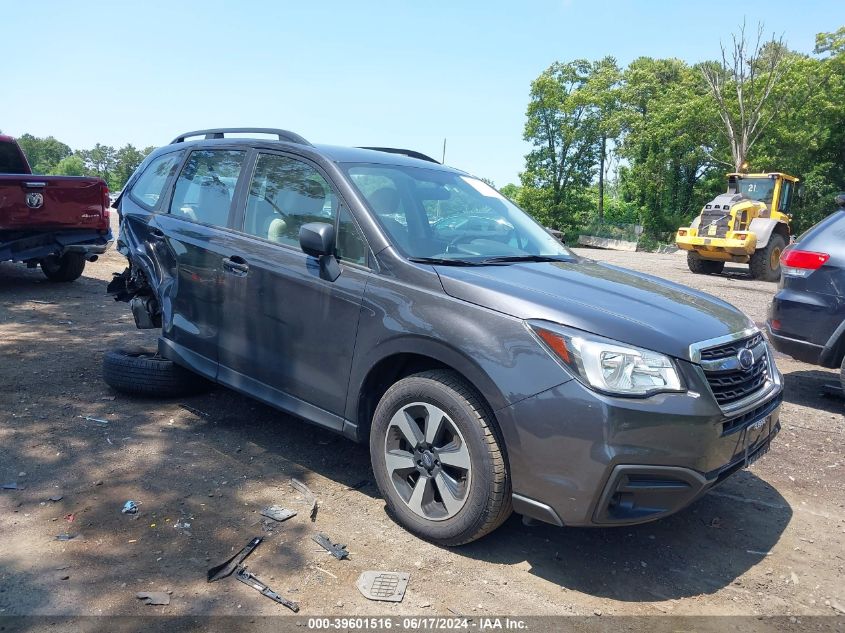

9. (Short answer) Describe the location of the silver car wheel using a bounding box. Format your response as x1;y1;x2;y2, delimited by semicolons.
383;401;472;521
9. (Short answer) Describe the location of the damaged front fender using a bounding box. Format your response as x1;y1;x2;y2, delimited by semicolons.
107;264;162;329
108;217;166;330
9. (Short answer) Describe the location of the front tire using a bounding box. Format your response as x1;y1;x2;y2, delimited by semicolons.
40;252;86;282
687;252;725;275
750;233;787;281
370;369;511;545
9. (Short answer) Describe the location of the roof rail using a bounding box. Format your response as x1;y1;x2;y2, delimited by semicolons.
170;128;311;145
358;147;440;164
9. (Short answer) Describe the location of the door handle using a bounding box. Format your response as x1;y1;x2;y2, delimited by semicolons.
149;228;165;240
222;256;249;275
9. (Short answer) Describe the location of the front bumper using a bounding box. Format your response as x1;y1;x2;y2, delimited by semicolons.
500;364;783;528
676;231;756;261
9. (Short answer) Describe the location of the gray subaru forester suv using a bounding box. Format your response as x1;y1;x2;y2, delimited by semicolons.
107;128;782;545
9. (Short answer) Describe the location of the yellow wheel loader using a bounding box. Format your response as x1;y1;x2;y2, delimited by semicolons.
675;172;798;281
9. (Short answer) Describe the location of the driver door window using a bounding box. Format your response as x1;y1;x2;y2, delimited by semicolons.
242;154;337;248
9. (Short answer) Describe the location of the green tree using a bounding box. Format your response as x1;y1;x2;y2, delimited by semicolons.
617;57;719;236
499;183;521;202
15;134;72;174
112;144;146;190
752;32;845;231
582;57;622;220
53;155;87;176
520;60;600;232
814;26;845;56
81;143;117;183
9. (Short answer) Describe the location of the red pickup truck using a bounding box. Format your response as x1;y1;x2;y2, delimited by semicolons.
0;134;112;281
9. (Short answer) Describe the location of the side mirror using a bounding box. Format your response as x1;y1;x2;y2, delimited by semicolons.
299;222;341;281
836;193;845;209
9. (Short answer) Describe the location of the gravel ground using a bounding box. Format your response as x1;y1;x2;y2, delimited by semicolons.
0;239;842;622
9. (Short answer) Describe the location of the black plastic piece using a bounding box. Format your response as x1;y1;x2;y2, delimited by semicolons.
170;128;311;146
207;536;262;582
358;147;440;164
235;566;299;612
312;532;349;560
593;466;707;525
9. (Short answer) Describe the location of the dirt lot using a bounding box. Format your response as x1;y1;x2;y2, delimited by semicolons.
0;237;843;621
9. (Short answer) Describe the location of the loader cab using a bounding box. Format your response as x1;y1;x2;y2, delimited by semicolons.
728;172;798;219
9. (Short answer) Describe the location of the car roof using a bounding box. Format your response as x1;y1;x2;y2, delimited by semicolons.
159;137;464;174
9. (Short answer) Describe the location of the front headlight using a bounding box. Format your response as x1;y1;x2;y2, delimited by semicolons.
529;321;683;397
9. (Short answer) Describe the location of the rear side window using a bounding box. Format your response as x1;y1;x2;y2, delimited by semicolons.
129;153;182;209
169;150;246;227
0;141;28;174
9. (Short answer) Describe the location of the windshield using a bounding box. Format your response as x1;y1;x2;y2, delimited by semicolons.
738;178;775;205
344;163;572;262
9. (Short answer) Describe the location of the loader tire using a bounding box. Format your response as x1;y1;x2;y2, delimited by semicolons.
687;252;725;275
750;234;786;281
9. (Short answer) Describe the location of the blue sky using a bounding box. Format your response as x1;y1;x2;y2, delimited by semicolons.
0;1;839;185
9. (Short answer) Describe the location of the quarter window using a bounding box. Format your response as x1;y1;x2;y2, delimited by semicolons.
129;152;182;210
336;207;369;266
242;154;336;248
169;150;246;227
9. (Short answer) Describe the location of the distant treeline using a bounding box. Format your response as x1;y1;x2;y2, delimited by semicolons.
4;133;154;193
503;25;845;240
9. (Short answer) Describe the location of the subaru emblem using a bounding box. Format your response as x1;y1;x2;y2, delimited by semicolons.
737;348;754;370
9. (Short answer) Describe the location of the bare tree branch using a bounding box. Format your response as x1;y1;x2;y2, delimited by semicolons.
701;21;788;170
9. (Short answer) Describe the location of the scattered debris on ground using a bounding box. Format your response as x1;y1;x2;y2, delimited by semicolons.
207;537;262;583
356;571;410;602
80;415;109;425
136;591;170;606
121;500;139;514
235;566;299;612
313;532;349;560
291;478;318;521
260;505;296;522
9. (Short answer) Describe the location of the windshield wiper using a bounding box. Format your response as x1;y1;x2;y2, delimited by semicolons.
479;255;571;264
408;256;486;267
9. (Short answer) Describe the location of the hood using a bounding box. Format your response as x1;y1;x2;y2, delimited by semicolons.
435;259;753;361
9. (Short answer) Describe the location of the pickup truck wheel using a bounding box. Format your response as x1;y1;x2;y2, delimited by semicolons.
40;253;86;282
687;252;725;275
750;234;786;281
102;348;210;398
370;369;512;546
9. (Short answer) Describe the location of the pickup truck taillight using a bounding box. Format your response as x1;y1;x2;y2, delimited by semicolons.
781;247;829;278
102;183;111;220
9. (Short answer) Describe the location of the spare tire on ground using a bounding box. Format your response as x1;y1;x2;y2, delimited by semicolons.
102;348;210;397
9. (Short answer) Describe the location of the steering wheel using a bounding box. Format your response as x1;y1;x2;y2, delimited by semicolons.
444;232;481;253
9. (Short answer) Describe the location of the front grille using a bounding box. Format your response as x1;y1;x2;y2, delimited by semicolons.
698;209;731;238
721;392;782;436
700;334;770;407
700;332;764;361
